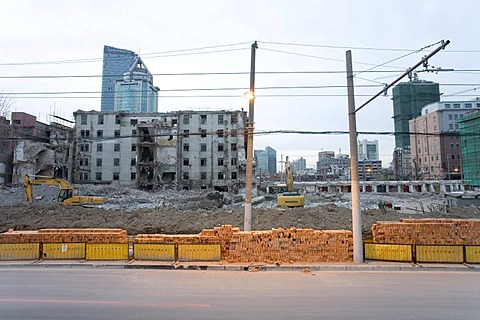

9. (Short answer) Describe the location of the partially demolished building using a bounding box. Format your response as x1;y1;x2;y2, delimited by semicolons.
0;112;72;185
72;110;247;192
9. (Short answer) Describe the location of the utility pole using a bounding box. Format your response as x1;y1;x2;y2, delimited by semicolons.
346;39;450;264
346;50;362;263
244;41;257;232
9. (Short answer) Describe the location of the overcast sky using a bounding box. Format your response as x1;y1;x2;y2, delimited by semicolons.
1;0;479;168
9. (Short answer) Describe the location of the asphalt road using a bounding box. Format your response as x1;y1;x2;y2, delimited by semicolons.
0;267;479;320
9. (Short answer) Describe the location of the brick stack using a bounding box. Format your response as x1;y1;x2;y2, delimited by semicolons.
0;229;128;244
226;228;353;263
134;225;353;263
372;219;480;245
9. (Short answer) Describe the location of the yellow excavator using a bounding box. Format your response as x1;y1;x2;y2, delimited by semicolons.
277;156;305;207
23;175;104;206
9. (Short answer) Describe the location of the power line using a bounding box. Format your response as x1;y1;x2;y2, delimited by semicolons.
0;42;252;66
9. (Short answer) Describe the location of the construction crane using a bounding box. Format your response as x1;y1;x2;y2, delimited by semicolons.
23;175;103;206
277;156;305;207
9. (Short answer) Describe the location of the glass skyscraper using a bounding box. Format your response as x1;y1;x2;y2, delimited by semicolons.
101;46;159;113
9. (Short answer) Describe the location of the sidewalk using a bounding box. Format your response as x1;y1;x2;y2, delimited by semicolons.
0;259;478;272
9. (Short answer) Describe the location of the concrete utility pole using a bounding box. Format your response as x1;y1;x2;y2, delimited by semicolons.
346;50;362;263
244;41;258;232
346;39;450;264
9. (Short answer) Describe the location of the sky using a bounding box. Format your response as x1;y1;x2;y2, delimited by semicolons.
1;0;480;168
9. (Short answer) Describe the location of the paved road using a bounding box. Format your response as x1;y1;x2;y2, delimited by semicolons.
0;267;479;319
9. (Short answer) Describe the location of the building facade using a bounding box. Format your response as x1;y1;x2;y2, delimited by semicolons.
72;110;247;192
358;159;382;181
316;151;350;180
409;100;479;180
459;109;480;187
392;80;440;149
254;146;277;178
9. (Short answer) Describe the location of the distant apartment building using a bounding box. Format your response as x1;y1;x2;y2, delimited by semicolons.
392;80;440;149
101;46;159;113
392;146;412;180
358;159;382;181
358;139;379;160
316;151;350;180
72;110;247;192
409;100;480;180
291;157;306;172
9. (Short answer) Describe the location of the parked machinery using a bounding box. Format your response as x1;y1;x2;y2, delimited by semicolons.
277;157;305;207
23;175;103;206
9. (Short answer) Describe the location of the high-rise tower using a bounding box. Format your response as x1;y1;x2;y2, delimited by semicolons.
392;80;440;148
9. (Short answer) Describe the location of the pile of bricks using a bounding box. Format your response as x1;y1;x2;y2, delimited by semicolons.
372;219;480;245
0;228;128;244
226;228;353;263
134;225;353;263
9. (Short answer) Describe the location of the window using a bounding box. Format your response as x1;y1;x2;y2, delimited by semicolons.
79;158;84;166
182;172;189;180
465;103;472;108
451;154;455;160
131;145;137;152
96;172;102;180
231;172;237;179
183;158;190;166
115;130;121;137
131;172;136;180
115;115;121;124
455;123;459;129
450;143;454;149
85;130;90;137
113;172;119;180
132;129;137;136
98;115;104;125
231;143;237;151
114;158;120;166
231;158;237;165
183;115;190;125
449;124;454;130
217;130;224;138
218;143;224;152
218;173;224;180
448;114;453;120
130;119;138;126
84;158;89;166
218;115;224;125
460;114;464;118
201;143;207;152
231;129;237;137
114;143;120;152
218;158;224;166
131;158;136;166
183;143;189;151
200;115;207;125
81;115;87;125
97;130;103;137
97;143;103;152
453;103;461;109
96;158;102;167
201;158;207;166
201;129;207;138
201;172;207;180
454;114;459;120
456;143;460;149
445;103;451;109
183;130;189;137
231;114;237;124
80;130;86;138
80;144;85;152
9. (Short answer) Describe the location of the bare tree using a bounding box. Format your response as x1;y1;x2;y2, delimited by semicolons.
0;92;14;118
